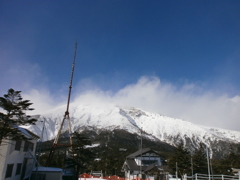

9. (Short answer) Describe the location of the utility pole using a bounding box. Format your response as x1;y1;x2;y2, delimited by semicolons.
139;118;143;179
206;147;211;180
140;129;142;179
176;162;178;179
45;43;77;166
35;119;46;180
191;157;193;180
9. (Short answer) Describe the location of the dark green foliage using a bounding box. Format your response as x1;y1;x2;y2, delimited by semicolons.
209;145;240;175
192;143;208;174
67;131;95;172
0;88;37;144
87;129;174;176
168;142;191;178
37;128;240;177
225;145;240;168
211;158;232;175
38;128;175;177
39;132;95;179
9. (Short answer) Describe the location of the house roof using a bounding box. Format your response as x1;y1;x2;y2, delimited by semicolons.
127;148;159;158
143;163;159;172
232;168;240;173
125;159;160;172
125;159;153;172
18;126;39;139
125;158;138;170
123;148;163;172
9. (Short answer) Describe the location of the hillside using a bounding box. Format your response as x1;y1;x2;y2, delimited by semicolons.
24;102;240;157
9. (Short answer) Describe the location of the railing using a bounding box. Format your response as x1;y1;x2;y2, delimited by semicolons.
79;173;240;180
186;173;240;180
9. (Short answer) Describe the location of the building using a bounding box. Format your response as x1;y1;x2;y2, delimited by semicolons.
30;167;63;180
90;170;103;178
122;148;166;180
232;168;240;176
0;127;39;180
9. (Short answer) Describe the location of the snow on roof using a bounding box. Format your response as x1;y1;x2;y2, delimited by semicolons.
17;126;39;139
18;127;32;137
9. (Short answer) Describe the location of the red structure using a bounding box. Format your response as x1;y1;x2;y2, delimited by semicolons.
79;173;150;180
45;43;78;167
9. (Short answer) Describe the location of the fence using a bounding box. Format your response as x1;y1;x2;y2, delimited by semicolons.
186;173;240;180
80;173;240;180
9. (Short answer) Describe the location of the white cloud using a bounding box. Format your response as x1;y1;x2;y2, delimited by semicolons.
0;54;64;115
1;65;240;131
22;88;60;115
71;76;240;131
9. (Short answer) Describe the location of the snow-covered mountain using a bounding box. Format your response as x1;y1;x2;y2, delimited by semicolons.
25;102;240;155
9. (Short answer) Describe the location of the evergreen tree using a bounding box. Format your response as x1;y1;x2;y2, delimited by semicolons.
168;142;191;178
192;143;208;174
199;144;240;175
0;88;37;145
223;144;240;171
65;131;95;179
211;158;231;175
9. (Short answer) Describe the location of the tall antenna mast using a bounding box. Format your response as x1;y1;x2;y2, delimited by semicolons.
45;43;77;166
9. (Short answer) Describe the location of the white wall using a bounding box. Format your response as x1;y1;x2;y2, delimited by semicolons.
0;138;37;180
0;139;11;180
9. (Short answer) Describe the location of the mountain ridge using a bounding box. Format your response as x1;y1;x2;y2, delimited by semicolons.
24;102;240;156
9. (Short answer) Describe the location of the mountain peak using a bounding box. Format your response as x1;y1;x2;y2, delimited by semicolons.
25;102;240;156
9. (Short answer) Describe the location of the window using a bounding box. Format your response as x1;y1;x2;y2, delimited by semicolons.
5;164;14;178
24;141;34;152
24;141;28;152
16;163;22;175
15;140;22;151
142;160;158;166
28;142;34;151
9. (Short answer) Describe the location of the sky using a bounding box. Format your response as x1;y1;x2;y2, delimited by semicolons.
0;0;240;131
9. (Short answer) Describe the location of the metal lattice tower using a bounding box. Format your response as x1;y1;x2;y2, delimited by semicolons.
45;43;77;166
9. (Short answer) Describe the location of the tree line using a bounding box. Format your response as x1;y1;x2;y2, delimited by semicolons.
167;142;240;179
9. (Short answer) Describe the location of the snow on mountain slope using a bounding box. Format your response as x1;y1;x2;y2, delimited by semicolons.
117;107;240;147
25;102;240;150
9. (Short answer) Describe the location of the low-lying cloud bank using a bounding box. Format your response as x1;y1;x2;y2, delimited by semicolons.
20;76;240;131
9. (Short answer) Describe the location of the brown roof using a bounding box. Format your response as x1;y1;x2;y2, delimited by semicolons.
127;148;160;158
124;148;162;172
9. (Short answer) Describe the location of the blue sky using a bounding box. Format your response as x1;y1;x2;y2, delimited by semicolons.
0;1;240;130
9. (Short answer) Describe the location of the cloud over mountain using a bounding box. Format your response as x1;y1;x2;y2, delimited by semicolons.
23;76;240;131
